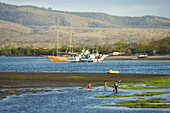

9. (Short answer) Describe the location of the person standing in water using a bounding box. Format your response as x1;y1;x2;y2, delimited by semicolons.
88;82;91;90
104;80;107;91
114;80;121;93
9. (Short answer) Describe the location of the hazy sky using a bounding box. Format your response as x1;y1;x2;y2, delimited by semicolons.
1;0;170;18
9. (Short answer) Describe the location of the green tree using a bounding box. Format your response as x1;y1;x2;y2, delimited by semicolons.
135;42;146;53
159;37;170;54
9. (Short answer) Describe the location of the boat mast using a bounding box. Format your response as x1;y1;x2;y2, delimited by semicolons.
56;17;60;56
69;18;72;53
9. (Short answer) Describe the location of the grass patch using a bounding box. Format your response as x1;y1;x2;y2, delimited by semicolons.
102;98;170;108
102;103;170;108
0;74;86;80
94;92;168;98
119;76;170;87
142;77;170;87
63;76;86;80
122;86;155;90
117;98;167;104
122;86;170;89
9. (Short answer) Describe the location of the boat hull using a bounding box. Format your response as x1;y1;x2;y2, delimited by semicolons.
68;57;80;62
48;56;68;62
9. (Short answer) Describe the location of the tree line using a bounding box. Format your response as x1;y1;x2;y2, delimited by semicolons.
0;37;169;56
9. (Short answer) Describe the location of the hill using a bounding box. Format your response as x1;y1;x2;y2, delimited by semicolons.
0;3;170;48
0;3;170;28
0;3;112;28
65;12;170;28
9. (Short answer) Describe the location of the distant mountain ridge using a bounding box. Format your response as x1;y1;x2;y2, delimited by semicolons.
0;2;170;28
0;2;170;49
65;12;170;28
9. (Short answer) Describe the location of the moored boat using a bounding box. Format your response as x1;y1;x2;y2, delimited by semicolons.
48;56;68;62
48;17;69;62
93;54;109;62
80;49;109;63
137;53;148;58
67;53;81;62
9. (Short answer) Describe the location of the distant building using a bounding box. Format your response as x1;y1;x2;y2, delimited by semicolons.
153;50;156;54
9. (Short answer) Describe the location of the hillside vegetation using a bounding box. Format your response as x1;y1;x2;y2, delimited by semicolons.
65;12;170;28
0;37;169;56
0;3;170;28
0;3;170;49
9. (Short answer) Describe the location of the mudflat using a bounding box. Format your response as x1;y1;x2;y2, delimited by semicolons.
0;72;169;88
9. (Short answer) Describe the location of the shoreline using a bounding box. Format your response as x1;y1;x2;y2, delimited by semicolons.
1;55;170;61
0;72;169;88
105;55;170;60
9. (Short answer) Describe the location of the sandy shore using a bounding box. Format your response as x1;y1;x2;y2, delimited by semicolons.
0;72;169;88
105;55;170;60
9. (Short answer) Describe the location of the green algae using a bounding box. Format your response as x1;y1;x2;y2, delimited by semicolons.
94;92;168;98
122;86;170;90
102;103;170;108
119;76;170;87
102;98;170;108
63;76;87;79
117;98;167;104
119;76;170;90
122;86;155;90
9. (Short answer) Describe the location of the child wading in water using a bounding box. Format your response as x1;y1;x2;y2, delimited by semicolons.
114;80;121;93
88;82;91;90
104;80;107;91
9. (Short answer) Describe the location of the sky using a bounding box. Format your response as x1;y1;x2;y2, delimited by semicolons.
1;0;170;18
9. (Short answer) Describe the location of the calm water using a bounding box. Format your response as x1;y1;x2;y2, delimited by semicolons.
0;87;170;113
0;56;170;74
0;56;170;113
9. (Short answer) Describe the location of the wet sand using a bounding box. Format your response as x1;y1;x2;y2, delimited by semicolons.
0;72;169;88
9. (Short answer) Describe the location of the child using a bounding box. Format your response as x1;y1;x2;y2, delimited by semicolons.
114;80;121;93
104;80;107;91
88;82;91;90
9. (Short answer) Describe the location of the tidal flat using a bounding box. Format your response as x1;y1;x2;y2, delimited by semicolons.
0;72;169;88
0;72;169;111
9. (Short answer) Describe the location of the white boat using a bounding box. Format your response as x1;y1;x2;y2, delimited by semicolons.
81;53;95;62
68;54;81;62
81;56;93;62
80;49;108;62
93;54;109;62
137;53;148;58
68;49;109;63
68;56;80;62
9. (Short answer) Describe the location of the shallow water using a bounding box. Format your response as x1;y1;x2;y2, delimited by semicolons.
0;56;170;74
0;86;170;113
